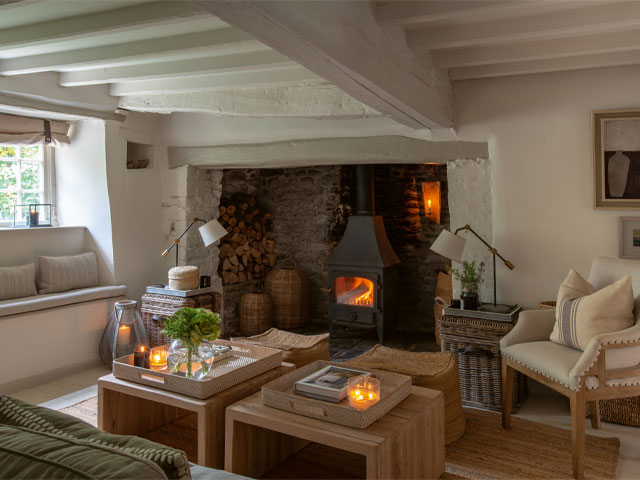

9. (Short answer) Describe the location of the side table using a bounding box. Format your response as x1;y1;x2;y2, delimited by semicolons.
141;292;222;347
439;313;528;412
98;363;294;468
225;386;445;479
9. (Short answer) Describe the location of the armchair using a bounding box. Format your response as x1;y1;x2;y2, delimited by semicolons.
501;256;640;479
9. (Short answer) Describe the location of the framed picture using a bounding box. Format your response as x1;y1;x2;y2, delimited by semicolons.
619;217;640;259
594;109;640;209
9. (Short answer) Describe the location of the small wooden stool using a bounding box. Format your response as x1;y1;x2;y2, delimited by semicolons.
346;345;466;445
232;328;330;367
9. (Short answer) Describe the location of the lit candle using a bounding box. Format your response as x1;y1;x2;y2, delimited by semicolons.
116;325;131;346
133;346;149;368
150;347;168;370
427;199;432;214
347;376;381;411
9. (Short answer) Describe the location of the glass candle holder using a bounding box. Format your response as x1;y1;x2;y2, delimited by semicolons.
149;346;168;370
133;345;149;368
347;375;381;410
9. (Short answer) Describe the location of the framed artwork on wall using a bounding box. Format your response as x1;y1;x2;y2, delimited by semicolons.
619;217;640;259
594;109;640;209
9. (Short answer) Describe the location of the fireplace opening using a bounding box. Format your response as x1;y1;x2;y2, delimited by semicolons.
335;276;375;307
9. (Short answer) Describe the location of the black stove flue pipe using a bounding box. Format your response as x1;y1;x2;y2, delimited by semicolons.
355;165;375;215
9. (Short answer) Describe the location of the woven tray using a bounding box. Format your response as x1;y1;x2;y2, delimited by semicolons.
261;360;411;429
113;339;282;399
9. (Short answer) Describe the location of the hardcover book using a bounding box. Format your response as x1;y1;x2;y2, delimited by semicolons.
294;365;371;403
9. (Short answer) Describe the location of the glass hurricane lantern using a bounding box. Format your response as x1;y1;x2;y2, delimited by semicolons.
99;300;148;367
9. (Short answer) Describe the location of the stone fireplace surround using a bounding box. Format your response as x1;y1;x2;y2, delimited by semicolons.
162;159;492;338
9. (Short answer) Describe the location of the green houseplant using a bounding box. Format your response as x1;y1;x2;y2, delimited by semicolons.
452;260;485;310
163;307;221;378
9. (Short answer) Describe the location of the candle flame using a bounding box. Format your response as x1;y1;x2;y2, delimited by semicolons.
428;199;431;207
154;354;161;362
140;346;145;352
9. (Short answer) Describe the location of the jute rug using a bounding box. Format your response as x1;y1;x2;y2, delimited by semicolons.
58;397;620;479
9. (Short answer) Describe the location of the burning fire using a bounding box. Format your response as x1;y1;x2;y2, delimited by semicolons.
336;277;374;307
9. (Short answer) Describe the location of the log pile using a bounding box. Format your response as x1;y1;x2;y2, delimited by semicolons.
217;196;276;285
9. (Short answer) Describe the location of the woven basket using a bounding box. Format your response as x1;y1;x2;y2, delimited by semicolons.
439;314;528;412
232;327;329;367
345;345;465;445
265;268;310;329
168;266;199;290
538;300;556;310
240;292;272;336
141;292;220;347
598;396;640;427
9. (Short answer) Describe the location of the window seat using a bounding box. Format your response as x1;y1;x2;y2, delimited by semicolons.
0;285;126;318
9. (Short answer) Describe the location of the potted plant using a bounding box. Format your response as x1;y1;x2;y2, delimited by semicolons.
452;261;485;310
163;307;221;378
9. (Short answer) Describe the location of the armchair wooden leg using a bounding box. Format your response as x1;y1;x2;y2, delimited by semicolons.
570;390;586;480
501;358;513;429
589;400;601;430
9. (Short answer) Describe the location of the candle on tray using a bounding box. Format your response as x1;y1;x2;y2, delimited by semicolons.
150;347;168;370
347;376;381;411
133;346;149;368
116;325;131;346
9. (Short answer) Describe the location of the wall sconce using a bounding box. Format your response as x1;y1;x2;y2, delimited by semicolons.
422;181;441;224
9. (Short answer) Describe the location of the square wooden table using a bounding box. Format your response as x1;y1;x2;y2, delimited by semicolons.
98;363;294;468
225;386;445;479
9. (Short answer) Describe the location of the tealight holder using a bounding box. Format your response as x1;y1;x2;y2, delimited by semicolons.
347;375;381;410
149;346;168;370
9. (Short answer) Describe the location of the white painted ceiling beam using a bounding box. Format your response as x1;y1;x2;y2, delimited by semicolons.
433;28;640;68
117;83;382;118
193;0;452;129
168;136;489;169
109;66;322;96
0;1;209;53
408;1;640;49
59;51;293;87
0;28;265;75
449;49;640;80
375;1;573;28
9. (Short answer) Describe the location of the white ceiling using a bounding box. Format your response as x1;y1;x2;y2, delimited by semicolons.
2;0;640;122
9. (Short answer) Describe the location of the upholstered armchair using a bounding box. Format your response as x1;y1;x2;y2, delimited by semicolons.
500;256;640;479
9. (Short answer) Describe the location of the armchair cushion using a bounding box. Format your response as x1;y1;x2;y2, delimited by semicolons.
550;271;634;350
502;341;583;389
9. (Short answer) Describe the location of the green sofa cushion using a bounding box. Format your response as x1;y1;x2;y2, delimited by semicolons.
0;424;167;479
0;395;190;480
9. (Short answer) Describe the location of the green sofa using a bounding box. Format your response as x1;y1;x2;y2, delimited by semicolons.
0;394;245;480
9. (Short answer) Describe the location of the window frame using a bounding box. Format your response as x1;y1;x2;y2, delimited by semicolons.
0;145;54;228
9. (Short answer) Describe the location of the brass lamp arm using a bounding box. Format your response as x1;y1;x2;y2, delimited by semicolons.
161;217;207;260
454;224;515;270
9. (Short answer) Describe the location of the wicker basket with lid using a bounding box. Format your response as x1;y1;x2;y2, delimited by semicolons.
168;266;199;290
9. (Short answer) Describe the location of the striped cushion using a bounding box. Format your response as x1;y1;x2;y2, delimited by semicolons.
550;269;635;351
38;252;98;294
0;263;37;300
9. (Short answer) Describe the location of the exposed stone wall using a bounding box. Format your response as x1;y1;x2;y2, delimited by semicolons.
447;158;493;302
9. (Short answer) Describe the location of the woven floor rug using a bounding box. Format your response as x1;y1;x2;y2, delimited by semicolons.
59;398;620;479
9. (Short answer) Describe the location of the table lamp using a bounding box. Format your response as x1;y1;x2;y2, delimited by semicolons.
162;217;228;267
430;225;515;313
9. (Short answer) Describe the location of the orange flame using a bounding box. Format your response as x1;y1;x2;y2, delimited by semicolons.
352;279;374;306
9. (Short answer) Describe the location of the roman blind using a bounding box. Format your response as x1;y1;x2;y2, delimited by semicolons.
0;113;70;147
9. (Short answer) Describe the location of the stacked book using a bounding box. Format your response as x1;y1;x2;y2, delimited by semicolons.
293;365;370;403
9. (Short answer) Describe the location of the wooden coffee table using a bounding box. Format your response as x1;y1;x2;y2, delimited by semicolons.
225;386;445;479
98;363;294;469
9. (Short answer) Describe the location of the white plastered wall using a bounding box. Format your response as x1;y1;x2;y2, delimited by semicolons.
453;64;640;309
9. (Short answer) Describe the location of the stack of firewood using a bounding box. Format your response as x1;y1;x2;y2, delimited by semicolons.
217;196;276;285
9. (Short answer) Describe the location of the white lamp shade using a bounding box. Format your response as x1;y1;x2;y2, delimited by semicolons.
199;219;228;247
430;229;466;263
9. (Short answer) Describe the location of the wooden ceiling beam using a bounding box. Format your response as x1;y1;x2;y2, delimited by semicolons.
192;0;453;129
408;1;640;50
0;28;263;75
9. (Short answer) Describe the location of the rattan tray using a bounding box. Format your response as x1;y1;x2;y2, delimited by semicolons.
261;360;411;429
113;339;282;399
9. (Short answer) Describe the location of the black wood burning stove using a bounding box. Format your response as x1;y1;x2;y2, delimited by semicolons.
325;165;400;344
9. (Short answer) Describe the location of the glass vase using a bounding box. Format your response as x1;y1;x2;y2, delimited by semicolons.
167;339;216;379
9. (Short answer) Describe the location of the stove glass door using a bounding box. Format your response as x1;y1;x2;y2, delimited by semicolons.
334;276;375;307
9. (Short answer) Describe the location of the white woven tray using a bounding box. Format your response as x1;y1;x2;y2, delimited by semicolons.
261;360;411;429
113;339;282;399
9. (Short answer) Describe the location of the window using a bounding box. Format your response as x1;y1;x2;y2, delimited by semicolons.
0;145;53;226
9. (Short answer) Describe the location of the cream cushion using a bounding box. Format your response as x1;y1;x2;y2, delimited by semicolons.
0;263;37;300
550;269;634;350
38;252;98;294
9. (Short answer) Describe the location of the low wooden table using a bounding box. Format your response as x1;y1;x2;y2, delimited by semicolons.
225;386;445;479
98;363;294;468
